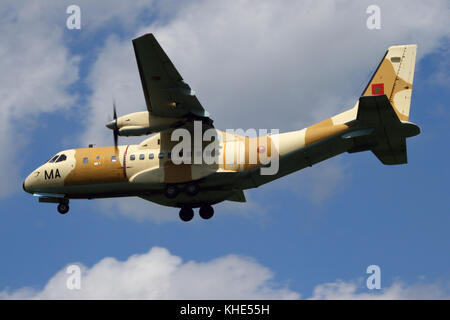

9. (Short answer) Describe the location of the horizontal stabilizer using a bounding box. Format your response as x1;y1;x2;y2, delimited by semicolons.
357;95;420;165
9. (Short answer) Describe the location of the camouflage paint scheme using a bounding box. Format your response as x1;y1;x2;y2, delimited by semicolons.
23;36;419;211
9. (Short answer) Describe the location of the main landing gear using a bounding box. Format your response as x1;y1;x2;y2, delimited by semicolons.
179;207;194;222
179;204;214;222
164;182;200;199
164;185;180;199
185;182;200;196
164;182;214;222
199;204;214;220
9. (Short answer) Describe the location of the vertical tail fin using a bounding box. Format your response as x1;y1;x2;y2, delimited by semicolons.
304;45;420;165
352;44;420;165
361;44;417;122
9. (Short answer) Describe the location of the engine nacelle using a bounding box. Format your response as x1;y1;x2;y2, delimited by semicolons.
106;111;185;136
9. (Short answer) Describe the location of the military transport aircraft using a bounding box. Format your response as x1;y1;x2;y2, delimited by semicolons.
23;34;420;221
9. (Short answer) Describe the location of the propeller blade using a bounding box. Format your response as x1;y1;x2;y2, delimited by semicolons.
114;129;118;148
111;100;119;148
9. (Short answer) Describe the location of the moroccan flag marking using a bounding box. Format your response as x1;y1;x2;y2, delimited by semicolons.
371;83;384;95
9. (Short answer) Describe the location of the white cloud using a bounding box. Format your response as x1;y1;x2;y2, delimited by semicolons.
79;0;450;142
4;0;449;208
265;157;349;206
0;247;300;299
78;0;449;219
139;0;450;130
80;34;146;147
310;279;450;300
426;42;450;89
305;161;348;205
0;0;168;198
1;247;448;299
96;196;178;223
0;1;80;197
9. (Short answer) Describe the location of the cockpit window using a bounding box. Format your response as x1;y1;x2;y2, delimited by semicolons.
56;154;67;162
48;155;59;163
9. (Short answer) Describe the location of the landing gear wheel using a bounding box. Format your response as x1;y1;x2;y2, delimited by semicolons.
57;203;69;215
164;185;179;199
185;182;200;196
179;207;194;222
199;205;214;220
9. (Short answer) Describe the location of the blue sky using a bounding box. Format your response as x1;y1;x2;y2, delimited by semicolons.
0;0;449;299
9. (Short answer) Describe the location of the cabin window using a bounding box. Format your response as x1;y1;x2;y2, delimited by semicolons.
83;157;89;164
111;156;117;162
56;154;67;162
149;153;154;159
130;154;135;161
158;152;164;159
139;154;145;160
48;155;59;163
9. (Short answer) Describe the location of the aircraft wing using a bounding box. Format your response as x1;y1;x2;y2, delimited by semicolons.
132;34;210;120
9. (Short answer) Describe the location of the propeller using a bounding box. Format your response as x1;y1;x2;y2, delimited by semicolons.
106;100;119;148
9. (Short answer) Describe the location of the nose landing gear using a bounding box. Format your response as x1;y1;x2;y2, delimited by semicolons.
56;199;70;215
57;202;70;214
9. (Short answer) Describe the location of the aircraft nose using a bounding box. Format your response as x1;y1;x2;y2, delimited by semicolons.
23;174;33;194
